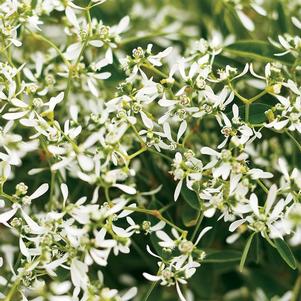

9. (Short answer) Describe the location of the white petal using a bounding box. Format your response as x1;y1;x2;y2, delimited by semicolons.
177;120;187;142
226;233;241;244
90;248;107;266
265;184;277;214
0;207;18;226
174;180;183;201
19;237;30;258
176;282;187;301
270;200;284;220
278;158;289;180
229;219;245;232
71;258;88;288
156;231;174;245
151;221;166;231
66;7;79;29
140;111;153;129
2;111;27;120
11;98;28;108
250;193;259;216
21;209;45;234
292;17;301;29
237;10;255;31
121;287;137;301
195;226;212;245
278;35;291;50
51;157;73;171
112;224;131;237
200;147;219;157
113;184;136;195
65;42;81;61
143;273;161;282
163;122;173;141
30;183;49;200
78;154;94;172
116;16;130;34
61;183;69;205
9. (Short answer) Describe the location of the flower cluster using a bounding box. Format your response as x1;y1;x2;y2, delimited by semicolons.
0;0;301;300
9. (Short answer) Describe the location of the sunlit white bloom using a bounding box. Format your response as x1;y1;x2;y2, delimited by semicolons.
229;185;293;241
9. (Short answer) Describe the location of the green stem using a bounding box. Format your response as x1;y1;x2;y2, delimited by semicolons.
148;149;173;162
124;206;187;235
120;32;169;46
291;274;301;301
30;32;70;67
228;80;249;104
0;192;15;203
245;103;250;122
104;186;111;203
143;280;158;301
248;89;267;104
4;257;41;301
63;3;92;106
240;232;256;272
4;48;21;89
74;6;92;66
141;63;181;88
128;147;147;160
143;263;165;301
228;80;267;105
264;232;276;248
52;123;80;153
63;70;73;104
256;179;269;194
129;123;146;146
48;171;56;210
190;211;204;242
285;130;301;153
141;63;168;78
4;277;22;301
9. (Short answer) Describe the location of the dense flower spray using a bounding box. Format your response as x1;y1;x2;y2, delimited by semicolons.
0;0;301;300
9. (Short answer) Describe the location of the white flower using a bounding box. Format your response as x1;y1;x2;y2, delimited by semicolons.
229;185;293;241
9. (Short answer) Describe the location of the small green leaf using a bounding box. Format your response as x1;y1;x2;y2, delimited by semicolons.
274;238;297;269
247;103;271;124
181;204;199;227
224;40;294;65
180;184;200;210
276;1;290;34
240;232;256;272
226;103;271;124
204;250;242;263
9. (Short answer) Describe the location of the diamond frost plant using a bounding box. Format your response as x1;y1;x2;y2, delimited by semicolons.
0;0;301;300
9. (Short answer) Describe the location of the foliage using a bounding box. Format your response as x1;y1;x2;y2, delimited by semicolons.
0;0;301;300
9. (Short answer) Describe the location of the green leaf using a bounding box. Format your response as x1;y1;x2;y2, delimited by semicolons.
213;54;245;69
276;1;290;34
240;233;256;272
189;265;215;299
180;184;200;210
224;40;294;65
246;103;271;124
223;4;249;37
274;238;297;269
181;204;199;227
226;103;271;124
243;268;288;298
241;103;271;124
203;250;242;263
